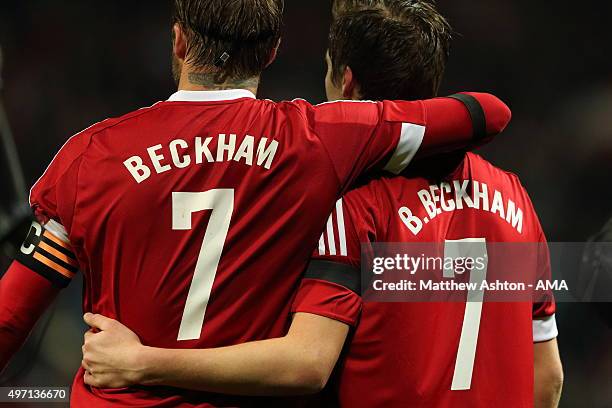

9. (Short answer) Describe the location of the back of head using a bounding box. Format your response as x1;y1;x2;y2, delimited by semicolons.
329;0;452;100
332;0;385;17
173;0;284;82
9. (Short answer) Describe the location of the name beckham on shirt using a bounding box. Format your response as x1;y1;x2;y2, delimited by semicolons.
399;180;524;235
123;133;279;183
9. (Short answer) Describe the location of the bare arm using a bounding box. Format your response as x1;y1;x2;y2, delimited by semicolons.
534;338;563;408
82;312;349;395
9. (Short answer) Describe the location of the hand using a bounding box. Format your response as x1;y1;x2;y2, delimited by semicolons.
81;313;148;388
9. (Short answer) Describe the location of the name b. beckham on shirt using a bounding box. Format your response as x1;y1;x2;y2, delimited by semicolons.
123;133;279;184
399;180;524;235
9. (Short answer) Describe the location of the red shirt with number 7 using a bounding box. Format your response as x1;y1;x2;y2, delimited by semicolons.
26;90;509;407
293;152;557;408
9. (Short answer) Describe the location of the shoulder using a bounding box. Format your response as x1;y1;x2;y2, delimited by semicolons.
465;152;526;189
83;101;168;141
53;102;165;158
465;152;544;235
30;102;164;199
347;173;422;202
341;178;392;228
343;179;381;209
279;98;381;127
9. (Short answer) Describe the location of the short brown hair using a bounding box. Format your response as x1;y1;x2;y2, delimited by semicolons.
329;0;452;100
332;0;383;17
173;0;284;82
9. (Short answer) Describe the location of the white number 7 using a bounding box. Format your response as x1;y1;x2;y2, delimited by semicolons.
172;189;234;341
444;238;488;390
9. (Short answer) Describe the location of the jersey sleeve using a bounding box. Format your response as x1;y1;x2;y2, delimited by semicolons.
17;128;92;288
532;227;558;343
0;261;61;370
296;93;511;193
14;219;79;288
292;191;380;326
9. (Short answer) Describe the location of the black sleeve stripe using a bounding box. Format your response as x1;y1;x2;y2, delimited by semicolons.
448;93;487;141
305;260;361;295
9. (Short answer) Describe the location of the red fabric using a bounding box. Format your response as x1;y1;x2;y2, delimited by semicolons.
533;231;556;318
302;93;511;193
29;93;508;407
0;261;60;371
290;279;361;326
295;153;551;407
418;92;511;155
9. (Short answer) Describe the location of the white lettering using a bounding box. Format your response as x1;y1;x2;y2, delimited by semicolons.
147;144;171;174
491;190;505;219
217;134;236;162
473;181;490;211
454;180;474;209
440;182;456;212
418;189;437;219
429;185;442;215
506;199;523;233
233;135;255;166
169;139;191;169
195;137;214;164
257;138;279;170
399;207;423;235
124;134;278;184
124;156;152;183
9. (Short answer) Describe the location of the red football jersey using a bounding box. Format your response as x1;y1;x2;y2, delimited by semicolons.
293;152;557;408
24;90;509;407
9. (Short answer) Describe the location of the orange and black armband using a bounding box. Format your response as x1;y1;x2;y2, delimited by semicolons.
13;220;78;288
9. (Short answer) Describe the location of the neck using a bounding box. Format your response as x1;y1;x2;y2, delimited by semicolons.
178;69;259;95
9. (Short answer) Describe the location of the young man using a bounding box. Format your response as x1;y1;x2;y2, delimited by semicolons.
0;0;511;406
81;1;562;407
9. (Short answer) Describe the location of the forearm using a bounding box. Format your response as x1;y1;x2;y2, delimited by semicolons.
534;369;563;408
140;337;325;396
534;339;563;408
83;313;348;394
133;313;349;396
0;261;60;371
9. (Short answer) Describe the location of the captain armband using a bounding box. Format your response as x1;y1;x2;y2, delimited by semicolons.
14;219;78;288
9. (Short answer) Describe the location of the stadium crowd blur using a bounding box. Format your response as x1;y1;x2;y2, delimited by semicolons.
0;1;610;407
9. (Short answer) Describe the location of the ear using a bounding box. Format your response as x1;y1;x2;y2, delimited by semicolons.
265;38;282;68
173;23;187;61
341;66;360;100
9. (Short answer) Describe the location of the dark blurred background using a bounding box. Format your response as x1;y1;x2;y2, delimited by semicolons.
0;1;610;407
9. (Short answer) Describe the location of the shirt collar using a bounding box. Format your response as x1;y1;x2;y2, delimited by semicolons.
167;89;256;102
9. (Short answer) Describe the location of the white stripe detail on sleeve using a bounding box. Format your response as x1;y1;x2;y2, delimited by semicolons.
319;200;348;257
44;219;71;244
383;123;426;175
533;314;558;343
326;214;337;256
318;233;326;256
335;199;347;256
